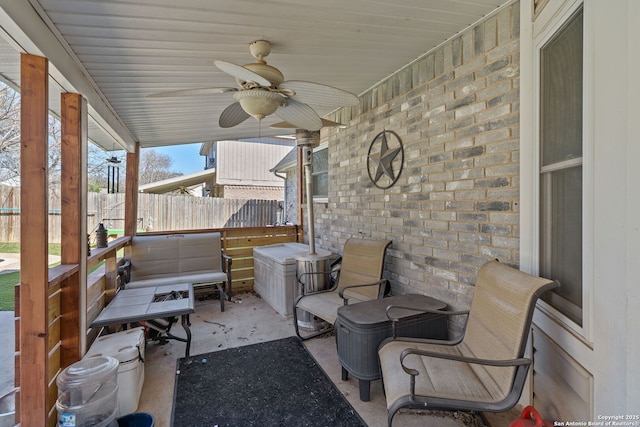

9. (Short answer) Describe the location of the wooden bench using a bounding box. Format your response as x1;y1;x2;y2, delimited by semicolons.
120;232;232;311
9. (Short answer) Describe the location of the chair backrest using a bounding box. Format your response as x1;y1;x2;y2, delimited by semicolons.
337;238;392;300
461;260;556;399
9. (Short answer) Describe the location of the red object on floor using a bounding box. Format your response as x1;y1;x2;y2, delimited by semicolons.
509;406;554;427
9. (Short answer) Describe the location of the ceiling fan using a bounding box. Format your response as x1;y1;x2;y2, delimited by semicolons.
147;40;359;131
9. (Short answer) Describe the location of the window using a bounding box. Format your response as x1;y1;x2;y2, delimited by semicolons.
312;147;328;199
539;7;583;326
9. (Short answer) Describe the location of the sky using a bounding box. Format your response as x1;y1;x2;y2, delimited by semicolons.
148;142;205;175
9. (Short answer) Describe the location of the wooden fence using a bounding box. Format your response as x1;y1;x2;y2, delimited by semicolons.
0;185;283;242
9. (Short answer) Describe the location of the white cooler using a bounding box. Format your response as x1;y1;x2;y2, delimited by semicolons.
85;327;145;416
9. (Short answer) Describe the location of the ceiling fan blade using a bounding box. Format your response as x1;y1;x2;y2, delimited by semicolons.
275;99;323;131
146;87;236;98
271;118;346;129
280;81;359;107
214;60;271;87
219;102;251;128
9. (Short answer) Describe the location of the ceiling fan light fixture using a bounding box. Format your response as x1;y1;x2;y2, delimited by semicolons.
234;89;283;120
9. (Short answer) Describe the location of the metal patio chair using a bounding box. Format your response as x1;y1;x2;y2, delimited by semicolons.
293;238;392;340
378;259;558;426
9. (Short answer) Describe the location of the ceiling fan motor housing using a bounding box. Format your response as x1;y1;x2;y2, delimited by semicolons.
240;62;284;87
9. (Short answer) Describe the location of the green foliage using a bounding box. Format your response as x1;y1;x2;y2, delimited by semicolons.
88;183;103;193
0;242;19;253
49;243;61;256
0;271;18;311
0;242;61;310
0;242;60;254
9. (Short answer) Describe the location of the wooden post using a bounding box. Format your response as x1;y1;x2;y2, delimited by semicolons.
123;143;140;263
124;143;140;237
19;52;49;427
60;93;88;363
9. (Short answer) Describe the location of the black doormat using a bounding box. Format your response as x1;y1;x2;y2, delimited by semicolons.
171;336;367;427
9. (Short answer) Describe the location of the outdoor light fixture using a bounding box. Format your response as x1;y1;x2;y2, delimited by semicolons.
233;89;284;120
95;223;108;248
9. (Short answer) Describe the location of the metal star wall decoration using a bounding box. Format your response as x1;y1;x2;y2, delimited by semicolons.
367;130;404;189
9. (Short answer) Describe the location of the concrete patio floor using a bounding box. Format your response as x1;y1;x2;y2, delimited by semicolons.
136;292;518;427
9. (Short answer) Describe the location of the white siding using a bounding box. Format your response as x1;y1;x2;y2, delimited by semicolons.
521;0;640;417
216;139;294;186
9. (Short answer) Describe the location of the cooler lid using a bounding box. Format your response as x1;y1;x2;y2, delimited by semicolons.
85;327;145;363
337;294;447;327
253;242;320;263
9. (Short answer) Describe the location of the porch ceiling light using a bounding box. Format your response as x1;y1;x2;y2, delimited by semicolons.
233;89;284;120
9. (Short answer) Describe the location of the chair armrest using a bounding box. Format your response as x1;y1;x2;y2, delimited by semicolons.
396;346;531;400
297;270;329;283
338;278;388;305
399;347;530;377
297;271;337;297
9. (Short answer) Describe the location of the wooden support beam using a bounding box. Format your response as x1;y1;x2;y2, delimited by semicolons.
60;92;88;365
19;52;49;427
124;143;140;237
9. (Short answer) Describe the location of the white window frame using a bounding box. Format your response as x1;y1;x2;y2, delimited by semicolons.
522;0;594;344
312;142;328;203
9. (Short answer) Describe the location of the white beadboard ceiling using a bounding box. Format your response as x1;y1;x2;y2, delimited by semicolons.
0;0;510;151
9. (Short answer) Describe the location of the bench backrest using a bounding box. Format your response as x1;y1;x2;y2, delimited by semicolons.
129;232;223;281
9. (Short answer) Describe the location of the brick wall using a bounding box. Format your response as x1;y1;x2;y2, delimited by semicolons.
222;185;284;201
312;1;521;315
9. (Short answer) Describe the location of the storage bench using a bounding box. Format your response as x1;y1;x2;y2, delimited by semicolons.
253;242;309;317
335;294;448;401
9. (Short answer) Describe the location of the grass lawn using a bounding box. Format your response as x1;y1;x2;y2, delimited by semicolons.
0;271;18;311
0;243;62;311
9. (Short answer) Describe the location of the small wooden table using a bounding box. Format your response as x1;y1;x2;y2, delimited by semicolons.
335;294;448;401
90;283;195;357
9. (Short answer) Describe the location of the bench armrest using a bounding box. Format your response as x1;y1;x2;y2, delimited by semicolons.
118;259;131;290
221;251;233;300
221;251;232;272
